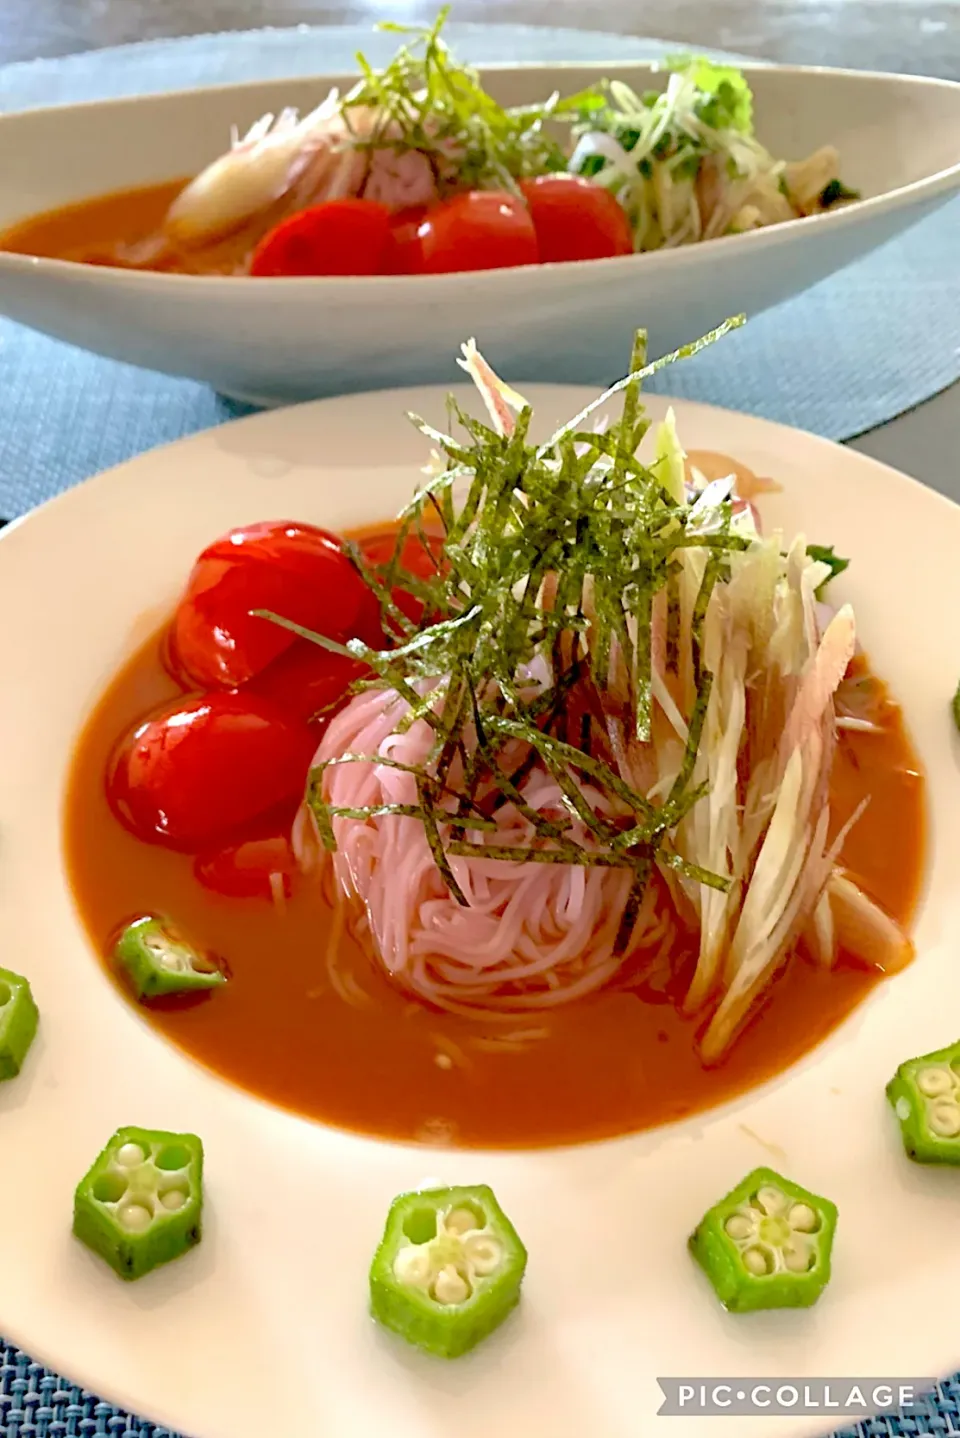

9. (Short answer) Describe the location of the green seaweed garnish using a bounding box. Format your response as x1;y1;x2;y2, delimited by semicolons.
340;8;588;195
952;679;960;735
270;319;749;941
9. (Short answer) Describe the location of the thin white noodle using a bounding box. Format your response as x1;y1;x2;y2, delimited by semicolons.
308;685;674;1014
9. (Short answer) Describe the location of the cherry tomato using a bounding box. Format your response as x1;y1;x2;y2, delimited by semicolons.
249;200;392;277
171;520;368;690
353;581;388;649
358;526;446;626
108;692;317;851
385;206;427;274
194;831;298;901
519;176;634;263
250;642;369;723
417;192;539;275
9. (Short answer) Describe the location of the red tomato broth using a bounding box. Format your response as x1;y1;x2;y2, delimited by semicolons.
0;179;634;278
63;527;927;1148
0;179;267;277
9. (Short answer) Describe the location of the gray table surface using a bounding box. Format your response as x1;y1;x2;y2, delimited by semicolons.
0;0;956;501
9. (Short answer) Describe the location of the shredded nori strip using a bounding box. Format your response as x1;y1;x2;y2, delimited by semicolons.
340;9;593;199
274;321;750;948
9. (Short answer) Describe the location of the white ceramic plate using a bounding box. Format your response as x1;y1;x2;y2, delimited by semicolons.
0;61;957;403
1;383;959;1438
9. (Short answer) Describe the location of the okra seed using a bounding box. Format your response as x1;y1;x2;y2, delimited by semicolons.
895;1097;911;1121
116;1143;146;1167
159;1188;187;1212
787;1203;818;1233
742;1247;773;1277
0;982;11;1008
929;1100;960;1137
433;1264;470;1305
445;1207;481;1237
118;1203;153;1232
394;1245;433;1289
783;1240;813;1273
724;1214;754;1241
755;1186;787;1216
464;1234;502;1276
146;937;188;973
917;1067;953;1097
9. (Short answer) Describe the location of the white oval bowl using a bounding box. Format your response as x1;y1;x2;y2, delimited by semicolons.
0;61;957;405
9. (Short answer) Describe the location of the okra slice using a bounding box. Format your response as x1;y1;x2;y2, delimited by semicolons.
0;967;38;1080
689;1166;837;1312
887;1039;960;1162
114;916;225;1000
73;1126;203;1281
369;1184;527;1358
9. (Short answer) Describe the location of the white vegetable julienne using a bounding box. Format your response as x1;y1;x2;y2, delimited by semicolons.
571;66;850;250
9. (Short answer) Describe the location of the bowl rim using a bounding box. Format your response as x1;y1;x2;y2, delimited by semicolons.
0;58;956;292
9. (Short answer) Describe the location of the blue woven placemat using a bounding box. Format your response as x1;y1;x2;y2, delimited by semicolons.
0;24;958;1438
0;23;955;518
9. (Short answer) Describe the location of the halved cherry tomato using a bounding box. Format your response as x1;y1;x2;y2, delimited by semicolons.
249;200;392;277
170;520;368;690
519;176;634;263
108;692;317;851
250;642;368;723
385;205;428;275
358;526;446;626
417;192;539;275
194;831;298;901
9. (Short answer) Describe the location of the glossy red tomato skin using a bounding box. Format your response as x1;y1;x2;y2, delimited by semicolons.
385;206;428;274
417;192;539;275
249;200;392;277
171;520;368;690
358;527;444;579
250;642;369;723
107;692;318;851
358;527;446;626
194;833;298;900
519;175;634;263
